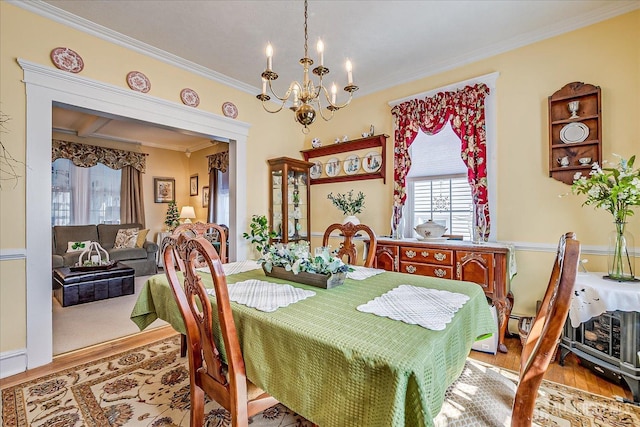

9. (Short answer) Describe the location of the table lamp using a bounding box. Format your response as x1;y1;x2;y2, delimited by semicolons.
180;206;196;223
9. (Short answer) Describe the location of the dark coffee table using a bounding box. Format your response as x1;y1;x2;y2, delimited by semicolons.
53;263;135;307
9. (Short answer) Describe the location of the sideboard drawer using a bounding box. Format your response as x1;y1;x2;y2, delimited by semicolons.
399;262;454;279
400;247;453;266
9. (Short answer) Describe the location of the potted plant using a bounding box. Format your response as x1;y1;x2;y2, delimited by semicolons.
164;201;180;232
242;214;276;257
260;241;352;289
327;190;365;225
571;155;640;281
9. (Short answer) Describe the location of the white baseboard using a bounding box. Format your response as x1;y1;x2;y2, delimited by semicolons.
0;348;27;379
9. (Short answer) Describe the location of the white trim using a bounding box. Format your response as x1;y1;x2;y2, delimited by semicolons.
0;348;27;379
18;59;249;371
368;3;639;97
11;0;258;96
388;72;499;107
0;249;27;260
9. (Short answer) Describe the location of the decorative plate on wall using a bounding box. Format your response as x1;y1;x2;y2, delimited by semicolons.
180;88;200;107
325;157;341;177
362;151;382;173
309;161;322;179
50;47;84;73
560;122;589;144
126;71;151;93
222;102;238;119
343;155;361;175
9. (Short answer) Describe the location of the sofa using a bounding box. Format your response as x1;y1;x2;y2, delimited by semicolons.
52;223;158;276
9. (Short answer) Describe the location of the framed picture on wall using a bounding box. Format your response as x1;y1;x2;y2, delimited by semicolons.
154;177;175;203
190;175;198;196
202;186;210;207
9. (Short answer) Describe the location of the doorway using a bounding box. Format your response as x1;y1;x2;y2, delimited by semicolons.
21;59;250;369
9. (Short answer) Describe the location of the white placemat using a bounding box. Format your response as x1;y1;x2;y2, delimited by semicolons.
197;259;261;276
347;265;386;280
206;279;315;312
357;285;469;331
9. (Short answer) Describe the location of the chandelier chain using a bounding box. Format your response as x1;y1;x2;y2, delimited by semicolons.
303;0;308;58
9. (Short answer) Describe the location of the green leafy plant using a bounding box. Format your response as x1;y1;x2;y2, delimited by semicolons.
260;241;352;276
164;201;180;231
327;190;365;216
571;155;640;223
242;214;276;254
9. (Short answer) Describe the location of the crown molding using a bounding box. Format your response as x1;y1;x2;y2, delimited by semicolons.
360;1;640;97
10;0;258;96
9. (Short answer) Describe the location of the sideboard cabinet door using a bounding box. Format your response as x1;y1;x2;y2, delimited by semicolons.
455;251;495;294
374;244;398;272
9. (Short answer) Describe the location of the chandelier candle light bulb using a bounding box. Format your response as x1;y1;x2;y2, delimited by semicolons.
346;60;353;84
317;40;324;66
266;43;273;70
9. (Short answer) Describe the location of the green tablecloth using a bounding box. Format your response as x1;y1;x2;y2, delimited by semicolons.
130;268;496;427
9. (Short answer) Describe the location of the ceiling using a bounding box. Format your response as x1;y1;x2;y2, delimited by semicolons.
38;0;639;151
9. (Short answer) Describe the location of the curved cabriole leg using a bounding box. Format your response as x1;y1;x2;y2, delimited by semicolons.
494;292;514;353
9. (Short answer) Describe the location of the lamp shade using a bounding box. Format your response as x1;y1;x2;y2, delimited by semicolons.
180;206;196;223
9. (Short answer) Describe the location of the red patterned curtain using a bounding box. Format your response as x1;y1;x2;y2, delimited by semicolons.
390;83;490;235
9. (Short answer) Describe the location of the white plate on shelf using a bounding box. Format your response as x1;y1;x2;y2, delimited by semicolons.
362;151;382;173
416;236;448;242
343;155;361;175
310;161;322;179
560;122;589;144
325;157;340;177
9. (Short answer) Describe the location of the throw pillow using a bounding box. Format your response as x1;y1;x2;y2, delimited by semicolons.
135;229;150;248
114;228;139;249
66;240;92;253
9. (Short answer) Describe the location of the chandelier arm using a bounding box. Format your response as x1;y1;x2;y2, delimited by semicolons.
260;97;289;114
316;104;336;122
266;79;298;102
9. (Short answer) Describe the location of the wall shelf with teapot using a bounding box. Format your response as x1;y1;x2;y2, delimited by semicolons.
548;82;602;185
300;134;388;185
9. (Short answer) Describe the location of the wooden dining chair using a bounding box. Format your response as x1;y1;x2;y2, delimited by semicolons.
171;221;228;264
434;232;580;427
163;234;279;427
322;222;377;267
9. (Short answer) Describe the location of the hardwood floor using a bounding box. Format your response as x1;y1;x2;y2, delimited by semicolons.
1;326;634;402
469;335;635;401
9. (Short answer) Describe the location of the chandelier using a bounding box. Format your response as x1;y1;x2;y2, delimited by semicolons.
256;0;358;133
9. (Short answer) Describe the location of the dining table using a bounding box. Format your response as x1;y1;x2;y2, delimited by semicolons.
130;263;496;427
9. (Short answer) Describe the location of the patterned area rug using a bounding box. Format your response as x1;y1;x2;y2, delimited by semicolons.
2;335;639;426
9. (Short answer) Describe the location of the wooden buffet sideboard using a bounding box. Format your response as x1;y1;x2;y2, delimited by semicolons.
365;237;514;353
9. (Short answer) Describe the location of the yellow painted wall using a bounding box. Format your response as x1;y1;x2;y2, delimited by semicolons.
0;2;301;352
307;10;640;316
1;3;639;355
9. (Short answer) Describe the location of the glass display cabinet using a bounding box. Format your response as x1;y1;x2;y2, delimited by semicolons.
267;157;313;244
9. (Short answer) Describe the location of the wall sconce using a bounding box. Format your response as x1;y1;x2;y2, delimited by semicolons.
180;206;196;223
185;149;191;158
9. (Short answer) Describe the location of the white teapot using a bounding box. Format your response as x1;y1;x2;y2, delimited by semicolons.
414;219;447;239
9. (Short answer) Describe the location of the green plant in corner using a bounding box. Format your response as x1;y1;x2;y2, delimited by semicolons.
242;214;276;255
164;201;180;232
327;190;365;216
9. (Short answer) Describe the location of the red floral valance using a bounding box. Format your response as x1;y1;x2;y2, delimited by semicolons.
52;140;147;173
390;83;490;236
208;150;229;173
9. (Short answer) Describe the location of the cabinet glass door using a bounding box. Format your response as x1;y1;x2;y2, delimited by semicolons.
271;168;284;240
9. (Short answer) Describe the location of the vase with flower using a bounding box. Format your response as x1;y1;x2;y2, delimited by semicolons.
327;190;365;225
572;155;640;281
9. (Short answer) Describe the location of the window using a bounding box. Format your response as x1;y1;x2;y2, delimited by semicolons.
405;123;473;240
51;158;121;226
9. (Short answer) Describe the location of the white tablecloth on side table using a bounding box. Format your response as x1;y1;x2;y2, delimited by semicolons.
569;272;640;328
